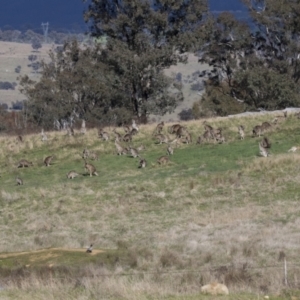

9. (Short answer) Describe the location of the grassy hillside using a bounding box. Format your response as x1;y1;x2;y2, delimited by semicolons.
0;41;53;108
0;112;300;299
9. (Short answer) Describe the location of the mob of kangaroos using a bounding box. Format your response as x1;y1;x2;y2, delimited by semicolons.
9;111;292;187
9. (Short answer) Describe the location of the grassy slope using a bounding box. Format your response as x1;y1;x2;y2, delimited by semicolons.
0;113;300;298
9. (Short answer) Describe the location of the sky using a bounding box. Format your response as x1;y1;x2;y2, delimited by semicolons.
0;0;89;32
0;0;248;32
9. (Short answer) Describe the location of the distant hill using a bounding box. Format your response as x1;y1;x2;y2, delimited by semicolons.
0;41;209;121
0;41;52;109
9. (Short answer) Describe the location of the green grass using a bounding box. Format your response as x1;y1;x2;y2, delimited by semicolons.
1;115;300;298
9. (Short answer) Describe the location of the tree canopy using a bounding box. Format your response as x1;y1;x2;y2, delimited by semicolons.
197;0;300;115
21;0;300;125
20;0;209;128
83;0;209;121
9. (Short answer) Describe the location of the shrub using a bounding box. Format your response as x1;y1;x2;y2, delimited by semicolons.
0;81;15;90
28;55;37;62
178;108;194;121
11;100;24;110
176;72;182;82
31;39;42;51
15;66;21;73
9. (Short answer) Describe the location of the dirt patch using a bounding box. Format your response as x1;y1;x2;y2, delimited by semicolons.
0;247;104;259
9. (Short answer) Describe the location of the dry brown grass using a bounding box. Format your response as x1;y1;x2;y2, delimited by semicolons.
0;113;300;298
0;41;53;107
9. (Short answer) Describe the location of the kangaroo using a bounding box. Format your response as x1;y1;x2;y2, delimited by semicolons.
123;124;131;133
196;135;203;144
203;130;214;141
181;131;192;144
17;135;23;143
137;145;146;151
138;158;147;168
67;126;74;136
260;137;271;149
17;159;33;168
211;128;222;138
288;146;298;153
238;125;245;140
176;126;189;138
252;125;262;137
80;120;86;134
84;161;98;177
272;114;286;124
203;121;214;132
153;121;164;135
261;121;272;133
167;145;174;155
215;131;225;144
132;119;139;132
123;132;133;143
82;148;90;160
259;137;271;157
130;128;139;136
16;176;23;185
91;152;99;160
157;155;169;165
274;111;287;121
168;124;182;135
67;170;79;179
115;139;127;155
129;147;139;158
44;155;53;167
154;133;169;144
113;128;122;141
86;244;93;253
98;129;110;141
41;129;48;141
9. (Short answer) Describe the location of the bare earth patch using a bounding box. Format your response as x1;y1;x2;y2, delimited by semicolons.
0;247;104;259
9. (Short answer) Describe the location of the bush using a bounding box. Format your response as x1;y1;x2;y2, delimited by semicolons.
176;72;182;82
28;55;37;62
31;62;41;72
31;39;42;51
11;100;24;110
0;81;16;90
15;66;21;73
178;108;194;121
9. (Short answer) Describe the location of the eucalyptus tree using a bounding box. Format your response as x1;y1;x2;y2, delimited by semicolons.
83;0;209;121
197;1;300;115
19;40;128;129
